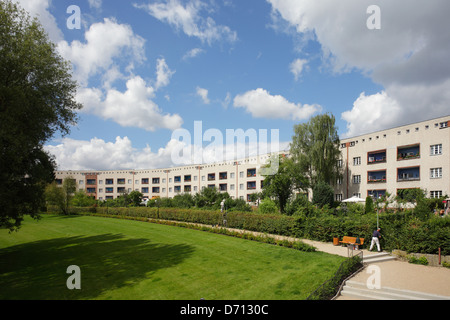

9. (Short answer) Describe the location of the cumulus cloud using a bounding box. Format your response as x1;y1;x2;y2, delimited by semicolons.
45;136;185;170
57;18;146;87
17;0;64;42
268;0;450;136
233;88;321;120
341;91;403;138
45;135;290;170
77;76;183;131
134;0;237;45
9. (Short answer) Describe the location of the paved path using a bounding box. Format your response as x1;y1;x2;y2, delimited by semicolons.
297;239;450;299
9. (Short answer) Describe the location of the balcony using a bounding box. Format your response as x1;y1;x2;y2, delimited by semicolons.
184;175;191;182
397;167;420;182
397;144;420;161
219;172;227;180
208;173;215;181
247;181;256;190
368;170;386;183
174;176;181;183
247;168;256;177
152;178;160;184
368;189;386;199
219;184;227;191
368;150;386;164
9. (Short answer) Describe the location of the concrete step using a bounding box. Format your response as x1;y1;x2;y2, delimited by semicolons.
340;280;450;300
363;252;396;264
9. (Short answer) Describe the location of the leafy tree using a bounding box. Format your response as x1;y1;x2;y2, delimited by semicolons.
312;181;334;208
261;155;307;214
45;177;76;214
71;190;97;207
0;1;81;230
128;190;144;207
290;113;342;189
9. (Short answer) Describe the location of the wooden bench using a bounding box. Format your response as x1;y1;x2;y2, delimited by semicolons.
339;236;364;246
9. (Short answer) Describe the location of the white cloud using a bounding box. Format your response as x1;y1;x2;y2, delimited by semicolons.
233;88;321;120
182;48;205;60
196;87;210;104
88;0;102;9
290;58;308;80
57;18;146;87
17;0;64;42
77;76;183;131
269;0;450;136
45;135;290;171
341;91;402;138
135;0;237;45
45;136;184;170
155;58;175;89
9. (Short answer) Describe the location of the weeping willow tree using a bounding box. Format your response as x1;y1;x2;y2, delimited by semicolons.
290;113;342;190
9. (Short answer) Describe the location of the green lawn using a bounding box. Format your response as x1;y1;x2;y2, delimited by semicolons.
0;215;345;300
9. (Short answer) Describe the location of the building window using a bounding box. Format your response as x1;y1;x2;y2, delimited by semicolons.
152;187;160;193
337;159;343;168
207;173;215;181
430;144;442;155
174;176;181;183
430;191;443;198
430;168;442;179
152;178;160;184
117;178;125;185
247;168;256;177
219;172;227;180
353;175;361;184
106;187;114;193
335;194;343;202
353;157;361;166
353;193;361;198
106;179;114;185
440;122;448;129
183;186;191;192
174;186;181;193
184;175;191;182
219;184;227;191
230;172;235;179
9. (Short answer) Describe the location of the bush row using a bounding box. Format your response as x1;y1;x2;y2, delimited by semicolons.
49;206;450;255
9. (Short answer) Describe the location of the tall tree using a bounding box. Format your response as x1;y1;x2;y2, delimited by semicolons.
0;1;81;230
290;113;342;189
261;155;308;214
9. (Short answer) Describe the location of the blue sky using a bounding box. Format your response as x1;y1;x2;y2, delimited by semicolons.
17;0;450;170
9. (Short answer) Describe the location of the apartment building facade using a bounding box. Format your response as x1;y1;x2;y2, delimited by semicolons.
54;115;450;203
335;115;450;201
54;153;279;202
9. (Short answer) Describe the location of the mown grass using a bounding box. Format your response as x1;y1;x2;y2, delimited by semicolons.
0;215;345;300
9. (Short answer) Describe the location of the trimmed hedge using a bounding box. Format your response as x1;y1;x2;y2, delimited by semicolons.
47;206;450;255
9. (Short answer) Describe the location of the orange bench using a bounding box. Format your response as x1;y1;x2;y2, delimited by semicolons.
339;236;364;247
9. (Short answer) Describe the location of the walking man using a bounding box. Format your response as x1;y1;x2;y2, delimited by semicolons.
370;228;382;252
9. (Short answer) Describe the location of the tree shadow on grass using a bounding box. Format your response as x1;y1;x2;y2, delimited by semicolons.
0;234;194;300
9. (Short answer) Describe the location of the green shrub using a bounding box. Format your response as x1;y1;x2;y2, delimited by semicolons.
258;198;279;214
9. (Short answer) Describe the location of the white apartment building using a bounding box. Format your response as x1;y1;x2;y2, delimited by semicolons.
335;115;450;201
55;153;280;202
55;115;450;203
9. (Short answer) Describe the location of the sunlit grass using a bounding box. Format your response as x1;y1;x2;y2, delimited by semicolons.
0;215;345;300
